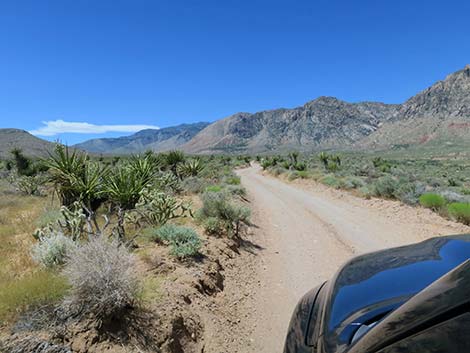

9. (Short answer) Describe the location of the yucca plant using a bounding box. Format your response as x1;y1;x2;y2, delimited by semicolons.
178;158;204;177
45;145;87;207
105;164;151;240
164;150;186;177
318;152;329;168
128;153;159;185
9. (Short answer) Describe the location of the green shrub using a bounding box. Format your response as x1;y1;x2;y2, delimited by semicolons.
287;171;299;181
226;184;246;197
373;176;399;198
294;162;307;171
223;175;241;185
205;185;223;193
270;166;287;176
154;224;201;258
181;176;207;194
199;191;251;237
447;203;470;225
320;175;341;188
396;182;426;205
341;176;365;189
358;186;373;199
419;193;446;211
203;217;225;236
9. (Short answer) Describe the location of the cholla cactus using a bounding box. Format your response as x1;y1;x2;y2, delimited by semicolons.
32;202;87;241
131;187;192;227
57;202;86;240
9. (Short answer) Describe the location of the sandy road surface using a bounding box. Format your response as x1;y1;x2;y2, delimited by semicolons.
221;164;470;353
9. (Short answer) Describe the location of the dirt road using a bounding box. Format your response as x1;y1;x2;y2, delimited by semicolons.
221;164;470;353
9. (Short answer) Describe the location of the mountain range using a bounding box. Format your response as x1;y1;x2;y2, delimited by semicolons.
1;65;470;156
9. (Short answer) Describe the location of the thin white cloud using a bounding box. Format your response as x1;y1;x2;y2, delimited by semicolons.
29;119;160;136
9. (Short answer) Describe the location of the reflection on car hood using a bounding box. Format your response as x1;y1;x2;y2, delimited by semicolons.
322;234;470;353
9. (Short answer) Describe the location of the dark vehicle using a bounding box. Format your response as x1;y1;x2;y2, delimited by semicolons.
284;235;470;353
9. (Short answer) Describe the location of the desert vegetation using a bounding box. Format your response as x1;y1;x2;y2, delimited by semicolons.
0;147;251;352
262;150;470;226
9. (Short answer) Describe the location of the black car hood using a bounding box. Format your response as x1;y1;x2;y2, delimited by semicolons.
321;235;470;353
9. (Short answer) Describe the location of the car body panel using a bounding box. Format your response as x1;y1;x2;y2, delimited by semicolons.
284;234;470;353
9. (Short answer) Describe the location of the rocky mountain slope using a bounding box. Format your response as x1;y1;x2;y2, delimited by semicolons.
362;64;470;149
0;129;56;158
182;98;400;154
74;122;210;154
183;65;470;154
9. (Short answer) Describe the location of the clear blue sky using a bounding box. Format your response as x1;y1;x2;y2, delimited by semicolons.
1;0;470;144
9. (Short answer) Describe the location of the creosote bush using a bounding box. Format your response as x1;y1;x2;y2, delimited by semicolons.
199;191;250;237
419;193;446;211
373;176;399;198
62;237;141;321
447;203;470;225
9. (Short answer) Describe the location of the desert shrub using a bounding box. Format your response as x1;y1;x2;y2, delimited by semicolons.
223;175;241;185
181;176;207;194
373;176;399;198
358;186;373;199
448;177;461;187
461;188;470;195
206;185;223;192
288;170;309;180
0;271;68;322
269;166;287;176
62;237;140;320
199;191;251;237
31;232;77;268
294;162;307;171
341;176;365;190
153;224;201;258
447;203;470;225
320;175;341;188
439;190;467;203
427;177;443;188
287;171;299;181
15;175;43;195
203;217;225;236
226;184;246;197
395;182;426;205
419;193;446;211
326;161;339;172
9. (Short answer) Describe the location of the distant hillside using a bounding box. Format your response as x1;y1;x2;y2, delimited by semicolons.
183;65;470;154
74;122;210;154
362;64;470;150
182;99;400;154
0;129;56;158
